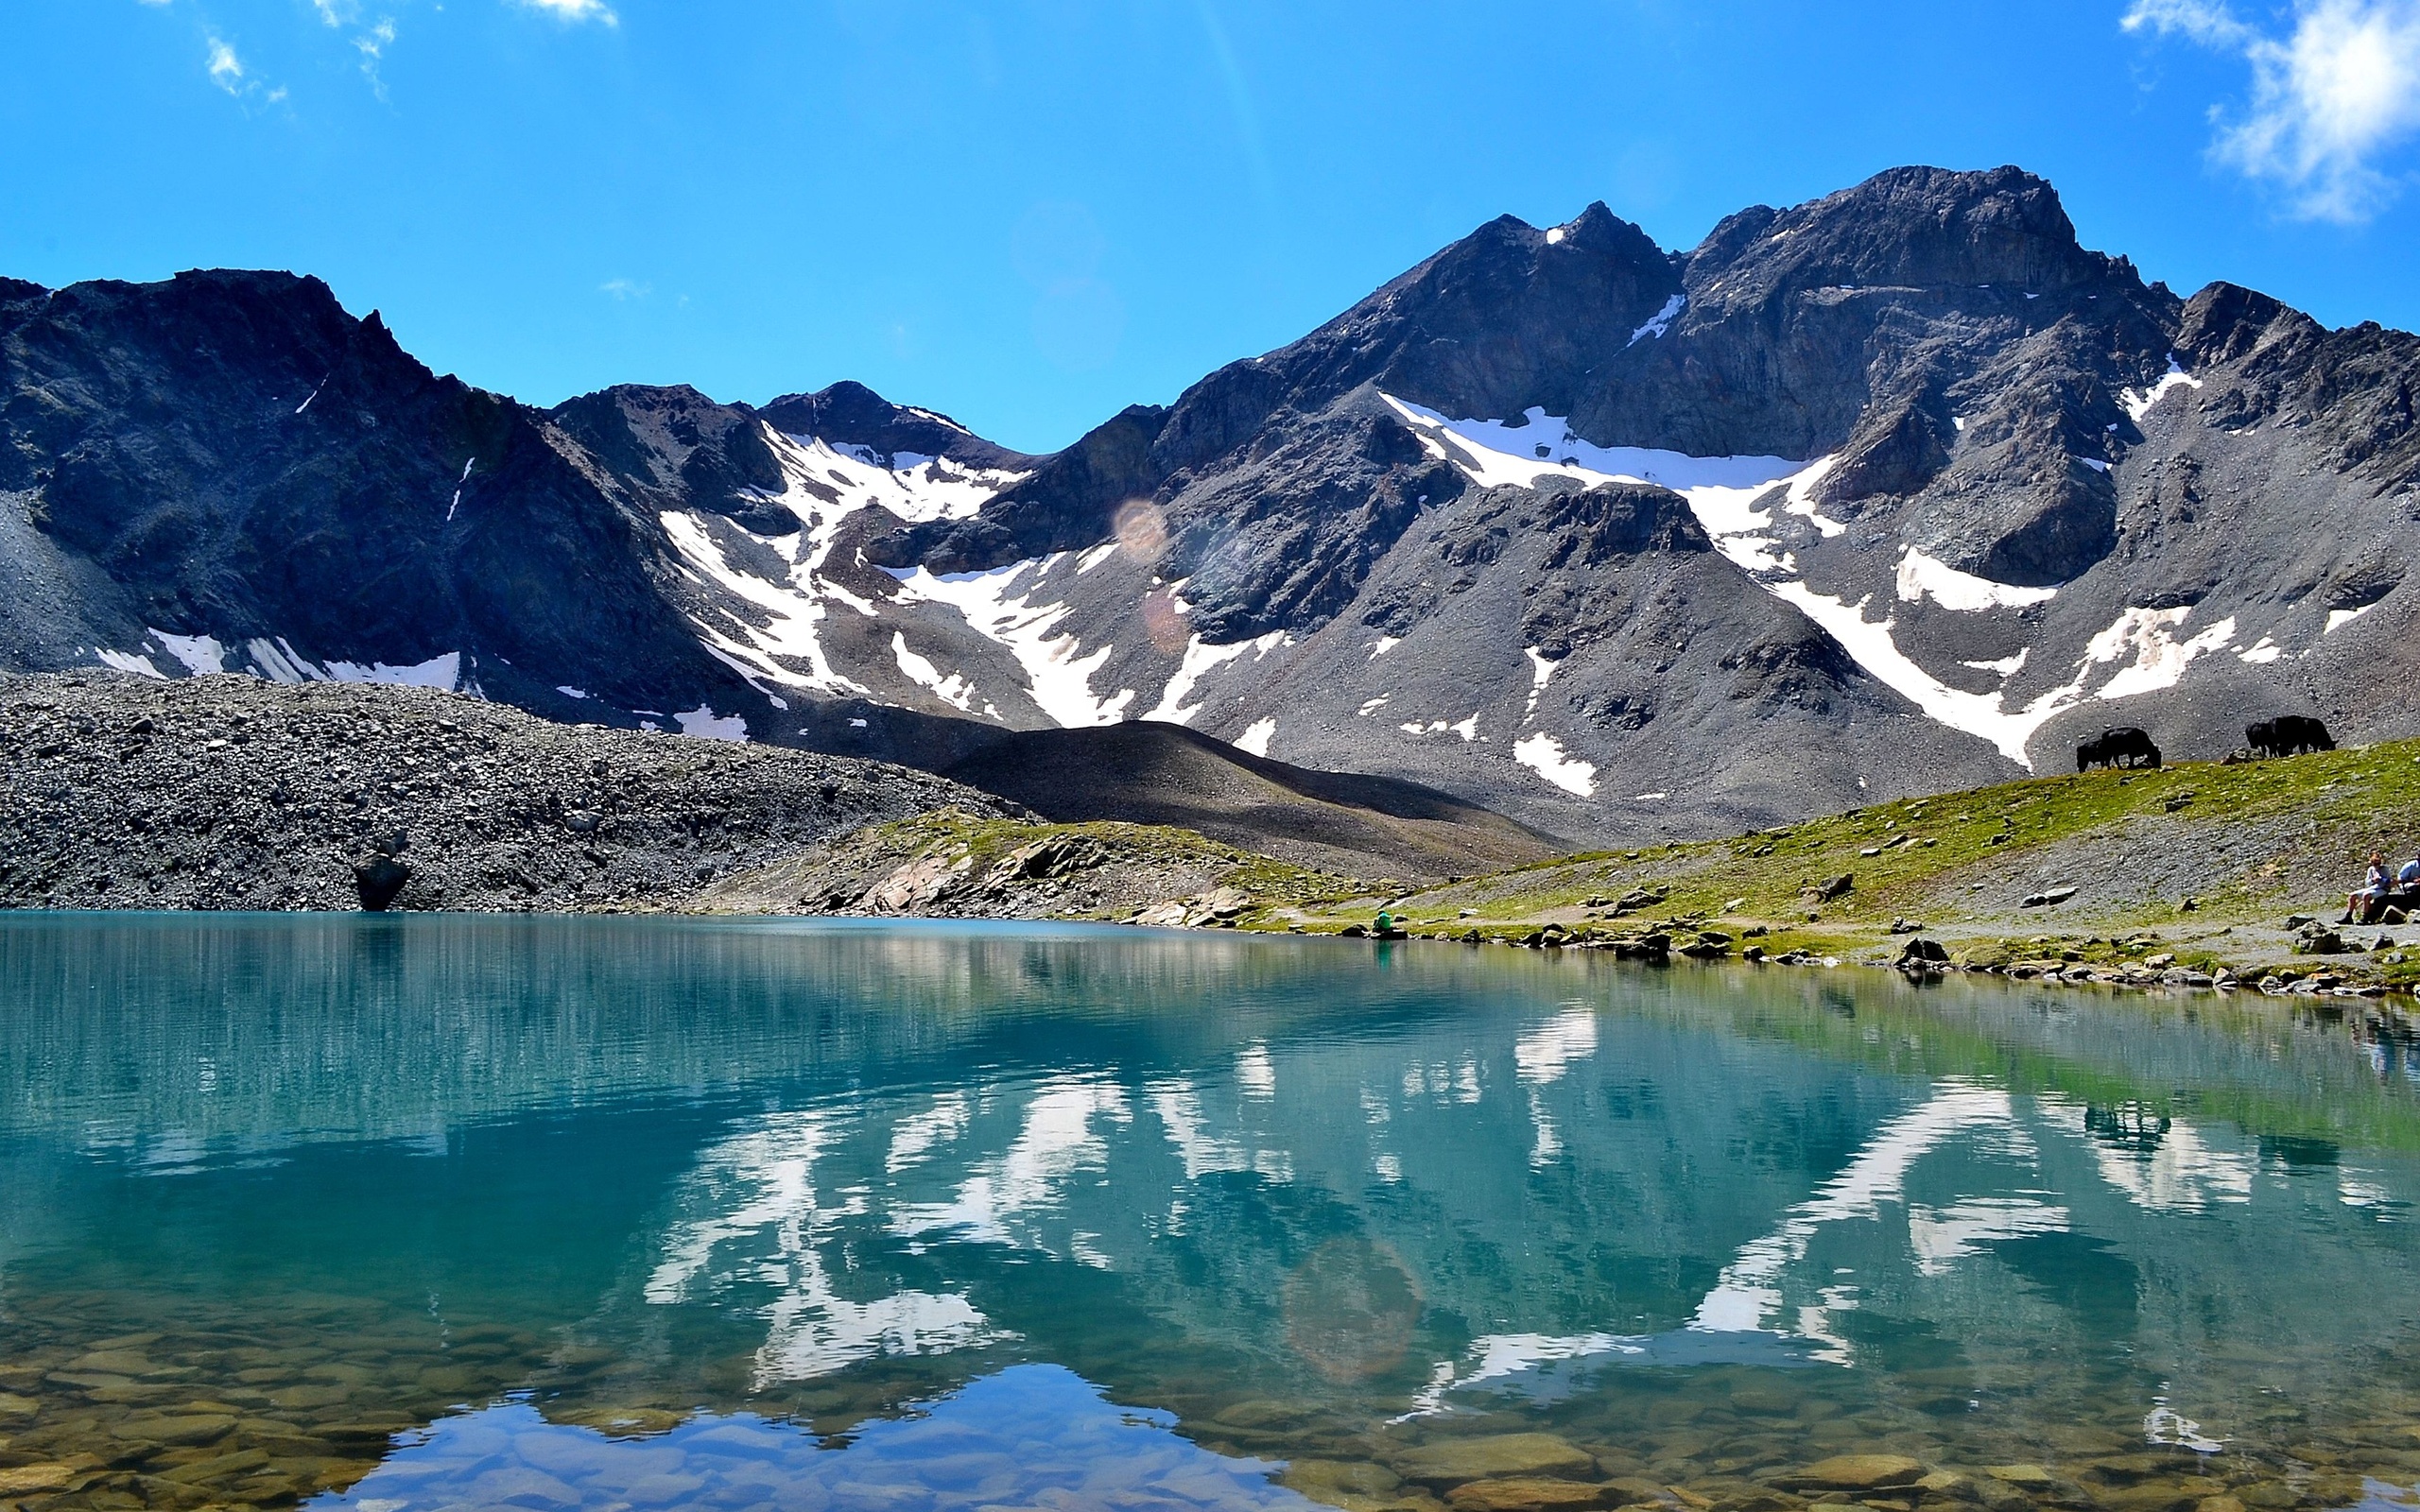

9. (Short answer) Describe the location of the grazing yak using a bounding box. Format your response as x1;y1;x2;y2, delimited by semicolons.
2246;715;2336;759
2077;727;2161;771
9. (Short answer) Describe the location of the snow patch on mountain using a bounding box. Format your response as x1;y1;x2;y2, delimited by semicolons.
650;425;1077;719
886;559;1134;728
1146;625;1285;725
1235;717;1276;757
661;510;866;699
1769;585;2242;765
98;630;469;695
2121;356;2204;425
157;631;231;677
1385;396;1806;501
1628;293;1685;346
1388;396;2252;768
1767;582;2070;763
892;631;980;714
784;436;1027;524
675;705;748;741
2090;609;2238;700
1895;548;2060;611
1513;732;1597;796
95;649;166;679
320;652;464;691
1523;647;1560;719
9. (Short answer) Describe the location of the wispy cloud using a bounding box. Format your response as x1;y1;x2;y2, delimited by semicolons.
204;34;244;91
354;17;398;95
2126;0;2420;221
300;0;400;95
513;0;618;24
146;0;613;108
600;279;652;301
202;33;285;103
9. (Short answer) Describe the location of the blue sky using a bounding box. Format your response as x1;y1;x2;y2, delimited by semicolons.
4;1;2417;454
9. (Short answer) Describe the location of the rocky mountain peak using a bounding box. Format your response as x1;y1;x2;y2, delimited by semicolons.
1689;166;2112;307
758;380;1036;471
548;383;792;534
2175;282;2321;367
1274;198;1680;424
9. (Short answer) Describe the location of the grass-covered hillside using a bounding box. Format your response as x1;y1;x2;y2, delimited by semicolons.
1287;737;2420;991
701;741;2420;997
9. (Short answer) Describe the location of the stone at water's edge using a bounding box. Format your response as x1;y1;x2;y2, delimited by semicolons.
1284;1458;1407;1498
120;1412;237;1445
1983;1465;2058;1486
1787;1454;1927;1490
1395;1433;1598;1485
1446;1476;1616;1510
0;1465;80;1496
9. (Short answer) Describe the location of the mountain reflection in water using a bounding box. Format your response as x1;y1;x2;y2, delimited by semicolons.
7;915;2420;1512
308;1366;1315;1512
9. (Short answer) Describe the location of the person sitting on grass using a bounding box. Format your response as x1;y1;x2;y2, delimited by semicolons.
2347;851;2391;924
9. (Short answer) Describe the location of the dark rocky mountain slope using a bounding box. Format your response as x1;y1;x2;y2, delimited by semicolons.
5;163;2416;846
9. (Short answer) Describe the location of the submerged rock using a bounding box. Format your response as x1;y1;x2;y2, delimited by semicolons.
1447;1477;1615;1510
1786;1454;1926;1491
1395;1433;1597;1485
0;1464;81;1497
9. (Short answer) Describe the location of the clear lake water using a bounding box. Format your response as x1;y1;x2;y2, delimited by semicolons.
7;914;2420;1512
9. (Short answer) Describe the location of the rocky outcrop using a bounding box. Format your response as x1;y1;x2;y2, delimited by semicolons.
691;811;1353;925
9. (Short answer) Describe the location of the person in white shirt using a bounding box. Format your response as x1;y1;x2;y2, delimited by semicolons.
2346;851;2391;924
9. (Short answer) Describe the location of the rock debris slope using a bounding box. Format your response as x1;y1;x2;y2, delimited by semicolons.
5;163;2416;844
0;673;1533;908
938;721;1561;881
0;673;1006;912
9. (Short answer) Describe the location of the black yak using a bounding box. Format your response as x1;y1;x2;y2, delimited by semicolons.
2246;715;2335;758
2077;727;2161;771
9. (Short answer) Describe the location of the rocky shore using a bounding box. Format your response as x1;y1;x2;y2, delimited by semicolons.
688;808;1359;927
0;673;1011;914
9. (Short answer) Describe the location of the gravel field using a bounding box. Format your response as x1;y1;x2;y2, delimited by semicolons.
0;673;1014;913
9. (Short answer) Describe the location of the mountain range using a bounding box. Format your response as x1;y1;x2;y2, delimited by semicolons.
6;163;2414;844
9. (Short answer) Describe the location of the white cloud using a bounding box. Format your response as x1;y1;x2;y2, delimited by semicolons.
205;35;245;92
600;278;652;300
513;0;618;23
2127;0;2420;220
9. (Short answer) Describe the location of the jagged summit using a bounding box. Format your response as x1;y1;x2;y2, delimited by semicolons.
760;380;1038;472
1690;165;2118;305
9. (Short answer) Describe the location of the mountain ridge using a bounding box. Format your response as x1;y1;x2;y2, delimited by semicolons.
6;163;2415;846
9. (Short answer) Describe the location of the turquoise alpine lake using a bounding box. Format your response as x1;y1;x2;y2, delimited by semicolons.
7;914;2420;1512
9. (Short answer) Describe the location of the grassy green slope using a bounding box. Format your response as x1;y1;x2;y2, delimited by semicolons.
1281;739;2420;990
